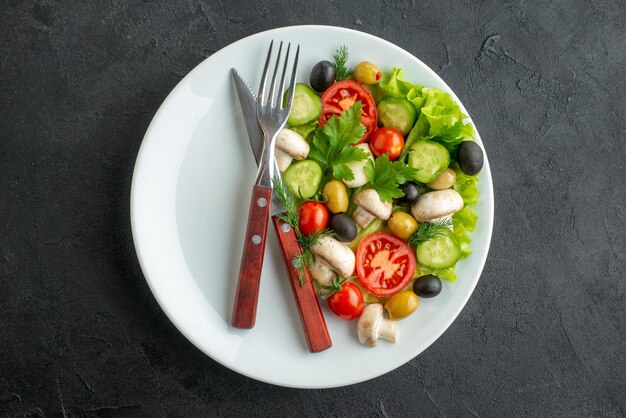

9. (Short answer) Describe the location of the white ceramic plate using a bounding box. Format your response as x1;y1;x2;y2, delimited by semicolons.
131;25;494;388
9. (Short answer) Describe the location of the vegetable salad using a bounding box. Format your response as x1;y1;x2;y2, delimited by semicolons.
273;46;483;347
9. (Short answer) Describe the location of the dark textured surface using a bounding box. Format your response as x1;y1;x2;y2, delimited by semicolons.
1;0;625;416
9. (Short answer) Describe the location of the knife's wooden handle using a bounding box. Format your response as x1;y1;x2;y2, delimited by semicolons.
272;215;332;353
231;185;272;329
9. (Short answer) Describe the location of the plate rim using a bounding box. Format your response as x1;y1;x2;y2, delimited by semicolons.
130;24;494;388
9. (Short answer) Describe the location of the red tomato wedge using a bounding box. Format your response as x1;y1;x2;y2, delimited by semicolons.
318;80;378;143
356;232;416;297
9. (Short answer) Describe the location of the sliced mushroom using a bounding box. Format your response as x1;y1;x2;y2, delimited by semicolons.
309;257;334;286
310;236;355;283
352;189;393;228
275;129;310;172
342;143;374;188
411;189;464;222
357;304;397;347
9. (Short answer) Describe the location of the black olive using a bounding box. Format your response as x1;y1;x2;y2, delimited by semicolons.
413;275;442;298
457;141;484;176
328;213;358;242
310;60;336;92
395;181;420;205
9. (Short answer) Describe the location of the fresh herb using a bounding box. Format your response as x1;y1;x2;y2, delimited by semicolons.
426;121;474;154
333;45;353;81
408;218;454;247
363;154;417;202
274;176;299;229
273;177;333;286
308;102;369;181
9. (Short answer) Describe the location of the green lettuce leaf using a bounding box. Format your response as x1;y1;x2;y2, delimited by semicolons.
402;88;473;159
406;88;426;113
416;265;458;282
451;171;480;259
379;68;423;100
453;163;480;205
419;87;467;134
452;206;478;232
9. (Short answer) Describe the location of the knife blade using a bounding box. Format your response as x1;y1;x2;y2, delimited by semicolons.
231;69;263;164
231;68;331;352
231;69;286;215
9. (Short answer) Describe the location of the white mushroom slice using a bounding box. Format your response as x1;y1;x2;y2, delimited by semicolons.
275;129;310;172
275;149;293;172
352;189;393;228
411;189;464;222
310;236;355;278
309;257;334;286
352;206;376;229
342;144;373;188
357;304;397;347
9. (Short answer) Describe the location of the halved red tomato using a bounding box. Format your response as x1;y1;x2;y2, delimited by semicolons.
356;232;416;297
318;80;378;143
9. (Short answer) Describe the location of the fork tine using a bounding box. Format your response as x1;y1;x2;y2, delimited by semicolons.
277;43;291;108
284;45;300;110
257;41;273;105
267;41;283;108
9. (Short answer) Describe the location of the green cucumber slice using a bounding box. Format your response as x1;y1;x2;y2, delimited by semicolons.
285;84;322;127
377;98;417;135
408;141;450;183
283;160;322;199
417;229;461;269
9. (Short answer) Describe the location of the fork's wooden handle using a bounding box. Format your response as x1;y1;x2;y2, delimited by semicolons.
231;185;272;329
272;215;332;352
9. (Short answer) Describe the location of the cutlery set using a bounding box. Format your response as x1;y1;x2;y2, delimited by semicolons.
230;41;332;352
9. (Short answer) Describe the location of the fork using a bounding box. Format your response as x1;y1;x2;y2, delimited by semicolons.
232;41;299;329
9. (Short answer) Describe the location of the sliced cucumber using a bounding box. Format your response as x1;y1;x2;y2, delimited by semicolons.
377;98;417;135
283;160;322;199
417;229;461;269
284;83;322;127
408;141;450;183
289;121;317;141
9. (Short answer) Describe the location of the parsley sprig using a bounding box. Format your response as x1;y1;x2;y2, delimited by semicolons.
364;154;417;202
333;45;353;81
308;102;369;181
426;121;474;153
407;218;453;247
273;177;333;286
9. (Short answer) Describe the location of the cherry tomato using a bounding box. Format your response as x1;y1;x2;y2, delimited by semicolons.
369;127;405;160
356;232;416;297
298;202;329;236
318;80;378;143
327;282;364;320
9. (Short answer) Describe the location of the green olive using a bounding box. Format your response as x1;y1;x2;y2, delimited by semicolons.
387;211;418;240
353;61;381;85
426;168;457;190
323;180;349;213
385;291;419;320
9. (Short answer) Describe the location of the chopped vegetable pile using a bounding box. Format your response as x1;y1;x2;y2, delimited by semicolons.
273;46;484;347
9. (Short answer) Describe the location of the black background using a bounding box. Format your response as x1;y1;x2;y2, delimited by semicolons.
2;1;625;416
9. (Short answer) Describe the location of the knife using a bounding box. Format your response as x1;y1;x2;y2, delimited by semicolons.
231;68;332;352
